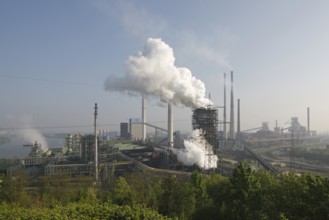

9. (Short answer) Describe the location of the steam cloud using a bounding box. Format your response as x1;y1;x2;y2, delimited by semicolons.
104;38;212;108
19;128;48;153
5;115;49;154
173;129;218;169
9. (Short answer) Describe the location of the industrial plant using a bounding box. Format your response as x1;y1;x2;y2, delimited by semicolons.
1;71;329;182
1;38;329;181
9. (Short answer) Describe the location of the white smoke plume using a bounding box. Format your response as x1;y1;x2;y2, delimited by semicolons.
3;114;49;155
104;38;212;108
173;129;218;170
17;116;48;153
19;128;49;153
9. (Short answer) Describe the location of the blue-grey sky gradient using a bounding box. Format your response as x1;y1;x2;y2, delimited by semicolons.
1;0;329;134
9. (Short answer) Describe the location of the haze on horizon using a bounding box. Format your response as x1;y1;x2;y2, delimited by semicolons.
1;0;329;136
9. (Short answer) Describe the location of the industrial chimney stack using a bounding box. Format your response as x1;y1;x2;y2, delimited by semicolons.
229;71;235;139
168;102;173;147
307;107;310;136
142;96;146;141
223;73;227;140
94;103;99;183
237;99;240;139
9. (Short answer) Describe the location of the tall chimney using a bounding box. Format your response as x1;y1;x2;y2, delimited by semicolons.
142;96;146;141
223;73;227;140
307;107;310;136
237;99;240;139
229;71;235;139
94;103;99;183
168;102;173;147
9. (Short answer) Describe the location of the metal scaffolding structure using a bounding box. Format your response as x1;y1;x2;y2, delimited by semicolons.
192;107;219;149
45;163;93;176
192;107;219;169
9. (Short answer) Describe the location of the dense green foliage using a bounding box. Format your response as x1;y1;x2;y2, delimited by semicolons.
0;203;170;220
1;164;329;219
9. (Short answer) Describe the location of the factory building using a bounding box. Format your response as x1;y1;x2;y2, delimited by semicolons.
289;117;307;137
65;133;83;156
129;118;143;140
253;122;280;139
99;129;118;140
120;123;129;139
81;135;97;163
65;133;100;162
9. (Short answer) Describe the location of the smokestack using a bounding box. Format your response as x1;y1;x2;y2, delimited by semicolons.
142;96;146;141
129;118;132;139
223;73;227;140
94;103;99;183
307;107;310;136
237;99;240;139
229;71;235;139
168;102;173;147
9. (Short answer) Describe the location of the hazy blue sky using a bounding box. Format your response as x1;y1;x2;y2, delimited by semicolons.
1;0;329;134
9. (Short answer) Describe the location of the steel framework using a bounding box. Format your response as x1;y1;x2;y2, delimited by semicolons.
192;107;219;169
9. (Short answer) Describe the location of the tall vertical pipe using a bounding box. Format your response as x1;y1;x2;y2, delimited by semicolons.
307;107;310;136
94;103;99;183
223;73;227;139
142;96;146;141
237;99;240;139
168;102;173;147
230;71;235;139
129;118;132;139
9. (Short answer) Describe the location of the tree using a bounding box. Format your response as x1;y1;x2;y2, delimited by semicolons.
0;202;171;219
112;176;136;206
276;173;329;220
0;174;6;202
251;170;279;219
276;173;309;219
190;171;209;207
1;170;32;206
202;173;230;219
78;187;98;204
144;177;164;211
227;162;257;219
160;175;195;220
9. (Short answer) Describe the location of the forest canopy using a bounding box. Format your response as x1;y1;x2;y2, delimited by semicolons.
0;163;328;220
